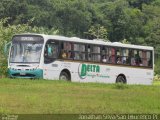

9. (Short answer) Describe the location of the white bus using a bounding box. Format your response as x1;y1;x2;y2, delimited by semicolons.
8;33;154;85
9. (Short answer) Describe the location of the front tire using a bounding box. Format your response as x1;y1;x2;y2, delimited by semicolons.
116;75;126;84
59;71;70;81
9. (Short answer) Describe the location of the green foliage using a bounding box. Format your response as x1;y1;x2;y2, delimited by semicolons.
0;0;160;75
85;24;108;41
154;75;160;81
120;39;131;44
154;60;160;76
0;0;160;46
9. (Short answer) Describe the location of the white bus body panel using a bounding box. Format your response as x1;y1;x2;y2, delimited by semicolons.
43;60;153;85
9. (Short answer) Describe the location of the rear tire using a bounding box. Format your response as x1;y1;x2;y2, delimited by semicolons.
59;71;70;81
116;75;126;84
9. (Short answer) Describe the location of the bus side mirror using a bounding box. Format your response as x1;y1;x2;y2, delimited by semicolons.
4;41;11;58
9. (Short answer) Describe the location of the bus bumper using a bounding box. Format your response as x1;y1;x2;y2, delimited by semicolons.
8;68;43;79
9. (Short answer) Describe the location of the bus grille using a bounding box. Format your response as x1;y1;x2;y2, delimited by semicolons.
12;73;36;77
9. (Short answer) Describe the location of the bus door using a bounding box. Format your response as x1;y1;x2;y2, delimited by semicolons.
43;40;60;80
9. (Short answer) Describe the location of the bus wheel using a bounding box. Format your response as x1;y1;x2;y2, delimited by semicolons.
116;75;126;84
59;71;70;81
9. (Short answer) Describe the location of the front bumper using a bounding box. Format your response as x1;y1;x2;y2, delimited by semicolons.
8;68;43;79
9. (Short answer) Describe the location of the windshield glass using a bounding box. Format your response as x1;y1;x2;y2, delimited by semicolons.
10;35;44;63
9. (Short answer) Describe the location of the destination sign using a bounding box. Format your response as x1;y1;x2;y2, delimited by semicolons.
12;35;44;43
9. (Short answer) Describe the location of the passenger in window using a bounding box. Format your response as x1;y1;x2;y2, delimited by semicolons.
122;50;127;64
70;51;74;59
117;57;122;64
47;46;52;57
122;57;126;64
131;58;136;65
135;52;141;66
67;51;70;59
61;50;67;59
139;60;143;66
111;48;115;63
66;51;74;59
102;55;107;63
130;50;136;66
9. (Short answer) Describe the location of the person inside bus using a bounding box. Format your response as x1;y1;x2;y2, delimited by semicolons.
135;52;142;66
130;50;136;66
102;55;107;63
108;48;115;63
131;57;136;65
68;51;74;59
122;57;126;64
122;49;128;64
117;57;122;64
61;50;67;59
139;60;143;66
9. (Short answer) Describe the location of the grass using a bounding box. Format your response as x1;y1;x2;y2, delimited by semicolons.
154;80;160;85
0;78;160;114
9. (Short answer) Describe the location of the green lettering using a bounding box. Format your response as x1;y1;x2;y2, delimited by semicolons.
96;66;100;72
87;65;91;72
93;65;96;72
90;65;93;72
81;64;87;77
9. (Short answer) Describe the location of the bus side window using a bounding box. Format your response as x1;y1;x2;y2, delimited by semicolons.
91;46;101;62
61;42;73;59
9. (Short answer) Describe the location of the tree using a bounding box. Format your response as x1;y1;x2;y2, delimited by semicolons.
142;4;160;51
120;39;131;44
85;24;108;41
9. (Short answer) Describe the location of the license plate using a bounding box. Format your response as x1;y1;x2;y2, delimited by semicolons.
20;72;26;75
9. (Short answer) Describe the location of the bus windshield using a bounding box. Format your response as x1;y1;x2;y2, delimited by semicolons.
10;35;44;63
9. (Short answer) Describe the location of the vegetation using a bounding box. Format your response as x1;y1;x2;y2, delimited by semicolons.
0;0;160;75
0;78;159;114
0;0;160;44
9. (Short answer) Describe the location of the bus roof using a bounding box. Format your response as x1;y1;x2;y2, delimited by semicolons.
15;33;154;51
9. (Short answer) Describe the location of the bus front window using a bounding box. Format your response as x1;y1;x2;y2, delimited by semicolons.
10;36;44;63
